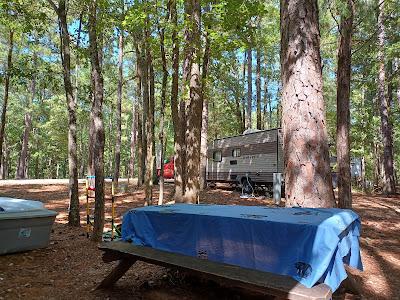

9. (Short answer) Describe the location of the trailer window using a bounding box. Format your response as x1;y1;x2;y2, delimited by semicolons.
232;148;241;157
213;151;222;162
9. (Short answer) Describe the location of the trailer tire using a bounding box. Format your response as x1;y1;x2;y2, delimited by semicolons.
241;177;254;194
207;181;216;188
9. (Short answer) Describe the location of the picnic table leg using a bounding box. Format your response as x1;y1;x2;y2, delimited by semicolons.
97;258;136;289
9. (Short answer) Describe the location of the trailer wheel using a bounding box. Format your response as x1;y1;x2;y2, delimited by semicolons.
264;184;273;198
241;177;254;194
207;181;216;188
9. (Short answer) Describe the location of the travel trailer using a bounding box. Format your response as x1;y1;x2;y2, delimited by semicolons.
206;128;284;190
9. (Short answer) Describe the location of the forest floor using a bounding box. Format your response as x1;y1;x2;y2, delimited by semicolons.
0;181;399;300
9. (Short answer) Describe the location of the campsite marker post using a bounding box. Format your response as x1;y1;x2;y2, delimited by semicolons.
273;173;282;205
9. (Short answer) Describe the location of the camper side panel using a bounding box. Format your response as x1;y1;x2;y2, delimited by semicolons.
207;130;281;184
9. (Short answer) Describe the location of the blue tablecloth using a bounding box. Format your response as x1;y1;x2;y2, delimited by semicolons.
122;204;363;292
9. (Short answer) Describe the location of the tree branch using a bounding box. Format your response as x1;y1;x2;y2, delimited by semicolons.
329;0;341;36
47;0;59;13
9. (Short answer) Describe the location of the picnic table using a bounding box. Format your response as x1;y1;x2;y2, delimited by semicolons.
98;204;362;298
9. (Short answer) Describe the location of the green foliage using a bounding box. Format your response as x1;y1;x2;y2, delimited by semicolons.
0;0;398;184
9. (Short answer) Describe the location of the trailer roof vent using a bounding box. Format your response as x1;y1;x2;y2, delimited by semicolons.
242;129;261;135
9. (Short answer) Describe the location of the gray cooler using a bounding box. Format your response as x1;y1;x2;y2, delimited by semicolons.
0;197;57;255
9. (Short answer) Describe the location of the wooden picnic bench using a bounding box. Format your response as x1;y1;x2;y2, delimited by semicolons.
97;241;332;300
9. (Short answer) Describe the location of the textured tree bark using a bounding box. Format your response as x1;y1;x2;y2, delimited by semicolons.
16;114;32;179
0;140;9;179
107;105;114;175
169;0;182;202
88;87;95;176
336;0;354;209
136;106;143;187
280;0;335;208
263;76;272;130
174;0;194;202
199;31;211;191
89;0;106;241
55;0;80;226
74;13;82;104
262;58;272;130
134;45;144;187
234;96;245;134
114;31;124;186
0;30;13;174
79;134;85;179
361;156;366;193
158;22;168;205
242;53;247;132
246;48;252;129
129;100;137;181
140;43;148;189
144;21;155;206
256;48;262;130
16;52;36;179
396;58;400;109
262;74;266;130
377;1;396;195
183;0;202;204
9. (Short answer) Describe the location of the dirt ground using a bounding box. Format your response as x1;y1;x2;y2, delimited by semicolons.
0;182;399;300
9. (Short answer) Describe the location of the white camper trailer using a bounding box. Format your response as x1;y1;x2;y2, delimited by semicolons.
206;128;284;191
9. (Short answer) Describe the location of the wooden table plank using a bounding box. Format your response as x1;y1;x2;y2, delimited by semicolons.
99;241;332;300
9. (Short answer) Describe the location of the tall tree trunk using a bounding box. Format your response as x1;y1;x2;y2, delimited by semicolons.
199;30;211;191
377;0;396;194
241;53;246;132
51;0;80;226
145;55;155;205
0;140;9;179
263;73;272;129
16;113;32;179
108;106;114;175
89;0;105;241
395;58;400;108
256;48;262;130
170;0;182;201
79;131;85;178
129;99;137;181
144;21;154;205
280;0;334;208
88;88;95;175
137;106;144;186
262;79;266;130
361;155;366;193
373;143;380;187
336;0;354;209
74;13;82;104
234;96;244;133
17;53;36;179
134;45;144;187
114;30;124;186
388;60;393;108
246;48;252;129
265;59;273;130
269;94;273;129
183;0;202;204
387;61;397;188
158;23;168;205
174;0;194;202
0;30;13;174
140;47;148;189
